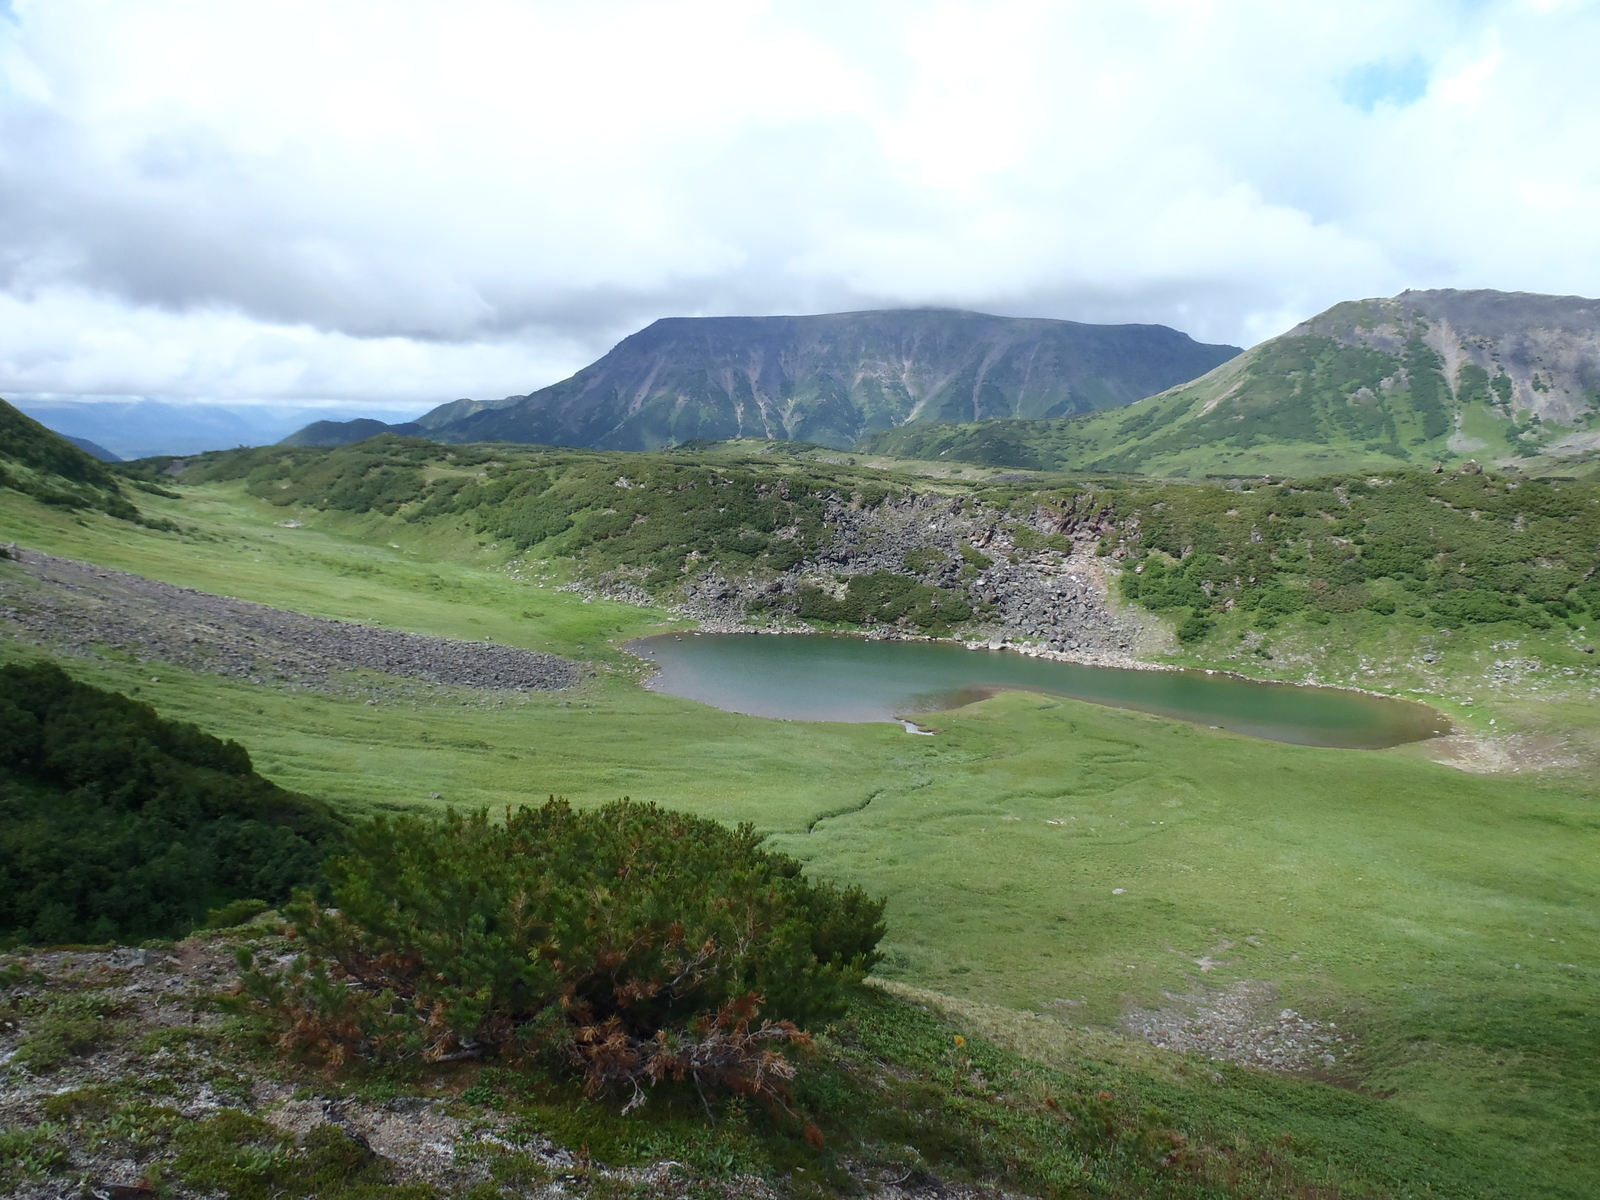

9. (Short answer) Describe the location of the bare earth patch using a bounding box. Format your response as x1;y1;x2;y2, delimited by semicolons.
1426;732;1581;774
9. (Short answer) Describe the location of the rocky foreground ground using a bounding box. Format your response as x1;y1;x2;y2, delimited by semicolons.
0;935;1028;1200
0;547;580;693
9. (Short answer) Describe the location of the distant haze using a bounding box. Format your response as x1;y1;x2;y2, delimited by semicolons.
10;400;430;460
1;2;1598;409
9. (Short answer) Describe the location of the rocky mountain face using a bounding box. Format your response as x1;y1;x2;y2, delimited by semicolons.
861;289;1600;477
444;310;1238;452
288;310;1238;452
1298;290;1600;423
1287;289;1600;461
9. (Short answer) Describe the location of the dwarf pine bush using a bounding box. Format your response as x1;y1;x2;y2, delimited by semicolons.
240;799;885;1110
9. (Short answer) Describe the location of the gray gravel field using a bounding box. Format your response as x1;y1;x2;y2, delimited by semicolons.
0;546;579;692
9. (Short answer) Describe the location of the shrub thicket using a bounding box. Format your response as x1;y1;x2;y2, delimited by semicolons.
166;437;891;588
0;662;342;945
1101;470;1600;636
240;799;885;1111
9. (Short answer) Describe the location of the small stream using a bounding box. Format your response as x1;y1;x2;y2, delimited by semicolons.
632;633;1446;749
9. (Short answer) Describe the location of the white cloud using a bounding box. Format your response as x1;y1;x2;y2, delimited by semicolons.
0;0;1598;405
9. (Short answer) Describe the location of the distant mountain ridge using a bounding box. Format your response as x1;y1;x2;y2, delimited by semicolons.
62;435;120;461
860;289;1600;478
286;309;1239;452
278;398;513;448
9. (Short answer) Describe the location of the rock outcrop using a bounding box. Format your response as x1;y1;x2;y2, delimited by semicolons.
576;491;1144;664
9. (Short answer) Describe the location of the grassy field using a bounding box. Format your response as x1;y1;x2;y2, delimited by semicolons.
3;481;1599;1195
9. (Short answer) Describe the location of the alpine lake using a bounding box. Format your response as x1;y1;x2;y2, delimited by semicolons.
633;632;1447;749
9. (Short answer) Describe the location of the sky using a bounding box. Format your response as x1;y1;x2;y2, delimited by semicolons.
1;0;1598;416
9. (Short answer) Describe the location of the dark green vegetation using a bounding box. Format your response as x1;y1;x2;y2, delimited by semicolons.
859;288;1600;479
0;661;342;945
292;309;1238;452
0;398;161;523
127;435;943;605
161;435;843;576
242;800;884;1103
1096;468;1600;638
796;571;973;634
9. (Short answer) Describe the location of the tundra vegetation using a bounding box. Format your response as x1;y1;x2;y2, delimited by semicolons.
1;417;1598;1196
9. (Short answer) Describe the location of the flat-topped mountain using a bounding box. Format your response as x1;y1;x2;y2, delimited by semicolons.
289;310;1239;452
861;289;1600;477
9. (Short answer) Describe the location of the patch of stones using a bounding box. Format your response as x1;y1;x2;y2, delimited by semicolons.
1122;980;1352;1074
0;547;579;693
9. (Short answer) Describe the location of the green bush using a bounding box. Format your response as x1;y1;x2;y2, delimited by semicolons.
204;898;272;929
0;662;343;945
797;571;972;632
240;799;885;1111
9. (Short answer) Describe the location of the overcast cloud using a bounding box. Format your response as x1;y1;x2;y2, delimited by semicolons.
1;0;1597;411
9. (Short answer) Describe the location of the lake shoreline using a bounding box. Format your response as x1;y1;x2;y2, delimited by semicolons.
624;618;1440;716
625;630;1450;748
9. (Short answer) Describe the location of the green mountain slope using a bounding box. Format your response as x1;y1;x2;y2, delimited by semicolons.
860;288;1600;477
291;310;1239;452
0;398;154;520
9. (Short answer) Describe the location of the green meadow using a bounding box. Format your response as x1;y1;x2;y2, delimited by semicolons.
3;477;1600;1195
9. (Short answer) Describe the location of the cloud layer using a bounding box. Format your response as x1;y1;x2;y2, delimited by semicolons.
2;0;1598;407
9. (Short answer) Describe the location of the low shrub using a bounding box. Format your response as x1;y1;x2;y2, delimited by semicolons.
13;993;132;1072
240;799;885;1114
204;898;272;930
173;1109;411;1200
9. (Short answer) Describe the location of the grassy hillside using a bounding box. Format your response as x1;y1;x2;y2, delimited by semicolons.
859;290;1600;479
139;437;1600;665
3;453;1600;1193
0;398;168;523
1099;468;1600;638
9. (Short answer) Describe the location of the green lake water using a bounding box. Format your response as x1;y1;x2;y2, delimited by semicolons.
632;633;1447;749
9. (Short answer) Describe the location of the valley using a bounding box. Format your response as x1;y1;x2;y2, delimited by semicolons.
4;406;1600;1196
